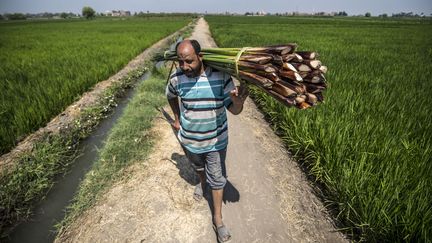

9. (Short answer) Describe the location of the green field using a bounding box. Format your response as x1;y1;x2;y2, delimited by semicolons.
0;16;190;154
206;16;432;241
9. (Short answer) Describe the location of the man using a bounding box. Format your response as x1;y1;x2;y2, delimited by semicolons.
166;39;248;242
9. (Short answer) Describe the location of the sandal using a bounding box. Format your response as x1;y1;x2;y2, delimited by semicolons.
212;223;231;242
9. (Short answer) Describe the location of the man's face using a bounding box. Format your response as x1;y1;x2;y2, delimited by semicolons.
177;43;203;78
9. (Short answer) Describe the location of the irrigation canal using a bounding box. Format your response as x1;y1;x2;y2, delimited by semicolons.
6;71;151;243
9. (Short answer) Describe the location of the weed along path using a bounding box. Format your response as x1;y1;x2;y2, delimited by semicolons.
56;18;347;242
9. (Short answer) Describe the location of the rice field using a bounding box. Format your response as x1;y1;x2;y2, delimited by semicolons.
0;16;191;154
206;15;432;241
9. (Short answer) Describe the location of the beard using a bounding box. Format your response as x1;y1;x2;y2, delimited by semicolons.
184;61;203;78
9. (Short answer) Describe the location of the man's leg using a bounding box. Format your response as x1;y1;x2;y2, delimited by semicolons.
206;149;230;241
197;170;206;192
183;147;207;200
212;188;224;226
205;149;228;226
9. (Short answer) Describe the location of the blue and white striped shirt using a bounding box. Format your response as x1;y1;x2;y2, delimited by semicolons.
166;66;236;154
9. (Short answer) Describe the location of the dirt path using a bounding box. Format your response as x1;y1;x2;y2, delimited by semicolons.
56;18;347;243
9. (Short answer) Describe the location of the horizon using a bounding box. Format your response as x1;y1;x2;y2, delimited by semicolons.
1;0;431;16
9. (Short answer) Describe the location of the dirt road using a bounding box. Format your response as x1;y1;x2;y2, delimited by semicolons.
56;18;347;243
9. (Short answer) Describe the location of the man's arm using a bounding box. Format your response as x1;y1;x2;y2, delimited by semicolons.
227;97;243;115
167;97;181;130
165;75;181;130
222;73;249;115
227;83;249;115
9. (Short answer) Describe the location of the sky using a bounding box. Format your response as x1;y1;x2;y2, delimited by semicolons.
1;0;431;16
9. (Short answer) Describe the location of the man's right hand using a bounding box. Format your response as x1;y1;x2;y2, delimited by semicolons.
171;119;180;131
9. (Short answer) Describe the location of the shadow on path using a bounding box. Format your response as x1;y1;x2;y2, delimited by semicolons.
170;152;240;204
158;106;240;217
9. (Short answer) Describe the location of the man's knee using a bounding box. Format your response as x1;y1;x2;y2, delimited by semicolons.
184;149;205;172
205;149;227;189
207;172;226;190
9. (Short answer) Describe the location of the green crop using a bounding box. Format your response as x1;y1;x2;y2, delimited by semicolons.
206;15;432;242
0;16;190;154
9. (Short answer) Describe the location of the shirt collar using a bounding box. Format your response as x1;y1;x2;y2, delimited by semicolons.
200;65;212;77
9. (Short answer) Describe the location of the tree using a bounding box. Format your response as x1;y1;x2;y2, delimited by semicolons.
337;11;348;16
5;13;26;20
365;12;371;17
82;6;95;19
42;12;53;18
60;12;68;18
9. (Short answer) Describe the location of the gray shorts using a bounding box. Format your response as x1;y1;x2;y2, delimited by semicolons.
183;147;227;190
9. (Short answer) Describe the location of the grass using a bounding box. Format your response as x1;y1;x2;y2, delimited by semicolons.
0;16;190;154
206;15;432;242
0;66;148;237
55;65;171;235
0;18;194;238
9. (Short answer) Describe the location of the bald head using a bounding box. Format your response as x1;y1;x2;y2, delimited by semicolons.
176;39;201;56
176;40;204;78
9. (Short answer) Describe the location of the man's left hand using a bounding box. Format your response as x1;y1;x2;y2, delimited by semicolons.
229;83;249;105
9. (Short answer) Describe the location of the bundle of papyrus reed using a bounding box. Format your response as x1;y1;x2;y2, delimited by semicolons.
163;44;327;109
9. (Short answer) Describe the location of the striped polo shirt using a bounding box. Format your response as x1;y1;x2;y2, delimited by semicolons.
165;66;236;154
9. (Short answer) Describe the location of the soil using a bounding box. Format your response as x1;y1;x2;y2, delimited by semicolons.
55;18;348;243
